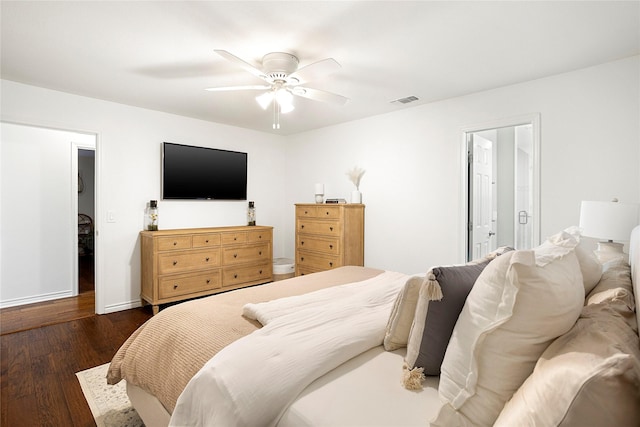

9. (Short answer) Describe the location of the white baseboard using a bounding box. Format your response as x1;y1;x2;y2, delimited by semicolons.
104;299;142;314
0;290;74;309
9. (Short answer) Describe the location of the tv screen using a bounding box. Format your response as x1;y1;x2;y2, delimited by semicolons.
162;142;248;200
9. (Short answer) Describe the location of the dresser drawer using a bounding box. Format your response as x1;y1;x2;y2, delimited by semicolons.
248;229;271;243
156;235;191;251
296;205;318;218
158;271;222;299
158;249;221;274
192;234;221;248
296;251;341;271
296;235;340;255
316;206;341;219
297;219;342;237
223;262;272;287
222;232;247;245
222;244;270;265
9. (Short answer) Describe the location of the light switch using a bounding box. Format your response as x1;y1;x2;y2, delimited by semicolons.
107;210;116;223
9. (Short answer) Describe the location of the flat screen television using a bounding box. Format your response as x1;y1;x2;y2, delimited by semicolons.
162;142;248;200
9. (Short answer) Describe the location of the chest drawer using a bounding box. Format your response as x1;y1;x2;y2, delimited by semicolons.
316;206;341;219
223;262;272;287
222;244;270;265
192;234;221;248
296;251;341;271
297;219;342;237
296;235;340;255
296;205;318;218
158;271;222;299
156;236;191;251
158;249;221;274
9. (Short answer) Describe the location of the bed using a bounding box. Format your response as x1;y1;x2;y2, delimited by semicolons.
108;226;640;427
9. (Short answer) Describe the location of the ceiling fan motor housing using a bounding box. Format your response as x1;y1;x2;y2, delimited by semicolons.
262;52;299;82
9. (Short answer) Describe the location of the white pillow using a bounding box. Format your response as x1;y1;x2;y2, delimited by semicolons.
565;226;602;293
432;234;585;427
383;276;423;351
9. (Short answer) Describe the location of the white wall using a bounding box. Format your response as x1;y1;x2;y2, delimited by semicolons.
284;56;640;274
0;123;95;307
1;81;287;313
1;55;638;313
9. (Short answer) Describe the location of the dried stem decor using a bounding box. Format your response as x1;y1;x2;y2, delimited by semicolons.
346;166;365;190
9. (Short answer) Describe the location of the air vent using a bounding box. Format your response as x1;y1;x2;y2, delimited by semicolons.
391;95;419;105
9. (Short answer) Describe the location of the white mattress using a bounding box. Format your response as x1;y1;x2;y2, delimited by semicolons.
278;346;442;427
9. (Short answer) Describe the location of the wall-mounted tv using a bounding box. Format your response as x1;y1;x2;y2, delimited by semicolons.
162;142;248;200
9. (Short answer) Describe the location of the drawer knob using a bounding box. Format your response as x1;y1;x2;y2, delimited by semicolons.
234;274;238;279
173;284;178;289
329;262;333;267
258;235;262;239
234;237;237;241
301;241;305;246
206;279;210;284
205;239;209;243
173;241;177;246
301;225;305;229
329;244;333;249
205;257;210;262
326;211;329;215
233;253;238;258
173;261;178;266
329;226;334;231
259;269;263;274
258;251;262;256
304;210;308;214
300;257;304;261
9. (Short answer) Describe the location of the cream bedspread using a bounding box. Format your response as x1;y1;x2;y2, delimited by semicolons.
107;266;384;413
170;271;409;427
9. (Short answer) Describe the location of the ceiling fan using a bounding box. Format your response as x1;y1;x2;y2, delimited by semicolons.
206;50;349;129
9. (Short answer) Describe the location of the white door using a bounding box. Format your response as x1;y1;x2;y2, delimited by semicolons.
469;134;495;260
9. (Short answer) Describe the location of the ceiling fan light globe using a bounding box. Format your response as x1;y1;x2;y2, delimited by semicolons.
280;103;295;114
256;92;273;110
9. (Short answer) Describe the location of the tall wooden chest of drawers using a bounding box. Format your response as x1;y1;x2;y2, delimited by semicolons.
140;226;273;314
295;204;364;276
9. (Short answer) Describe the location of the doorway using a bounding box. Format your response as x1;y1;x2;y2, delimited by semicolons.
463;115;540;261
78;149;95;294
0;122;97;311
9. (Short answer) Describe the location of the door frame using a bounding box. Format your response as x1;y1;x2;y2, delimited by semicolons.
460;113;541;261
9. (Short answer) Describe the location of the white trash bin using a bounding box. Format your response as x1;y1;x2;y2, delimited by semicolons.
273;258;295;281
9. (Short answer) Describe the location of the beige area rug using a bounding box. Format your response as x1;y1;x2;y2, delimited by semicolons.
76;363;145;427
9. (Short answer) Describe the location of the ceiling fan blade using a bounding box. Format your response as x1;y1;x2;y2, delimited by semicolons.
290;58;341;84
214;49;266;80
205;85;271;92
292;87;349;106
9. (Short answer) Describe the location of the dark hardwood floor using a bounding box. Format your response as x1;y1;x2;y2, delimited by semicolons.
0;256;154;426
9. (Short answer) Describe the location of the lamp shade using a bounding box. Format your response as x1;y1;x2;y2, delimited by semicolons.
579;201;639;241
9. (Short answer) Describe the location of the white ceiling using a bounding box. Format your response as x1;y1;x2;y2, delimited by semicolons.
1;1;638;135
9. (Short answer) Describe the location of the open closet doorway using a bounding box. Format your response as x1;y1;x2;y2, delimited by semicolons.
462;114;541;261
77;148;96;295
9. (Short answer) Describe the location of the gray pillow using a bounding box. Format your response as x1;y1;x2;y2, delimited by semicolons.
404;259;491;379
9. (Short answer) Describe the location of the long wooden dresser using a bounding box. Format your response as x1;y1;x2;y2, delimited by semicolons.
295;203;364;276
140;225;273;314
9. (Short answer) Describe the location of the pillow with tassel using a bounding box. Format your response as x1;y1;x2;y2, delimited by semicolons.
402;258;492;389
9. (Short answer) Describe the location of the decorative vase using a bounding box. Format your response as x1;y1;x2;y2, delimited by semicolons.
315;194;324;204
351;190;362;204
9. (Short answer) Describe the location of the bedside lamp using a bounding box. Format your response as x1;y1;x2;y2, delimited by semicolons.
579;199;639;262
